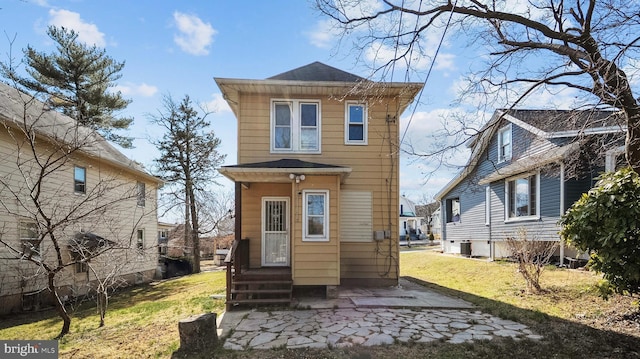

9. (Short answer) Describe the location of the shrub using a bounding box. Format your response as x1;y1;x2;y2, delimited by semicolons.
505;228;557;293
560;167;640;300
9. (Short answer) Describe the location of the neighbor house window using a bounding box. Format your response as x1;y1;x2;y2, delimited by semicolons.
136;229;144;254
75;261;88;273
345;102;367;144
506;173;539;219
445;198;460;223
271;100;320;153
303;190;329;241
19;221;41;258
136;182;146;207
497;124;512;163
74;166;86;194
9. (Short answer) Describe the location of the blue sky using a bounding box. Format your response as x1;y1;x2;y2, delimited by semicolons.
2;0;609;209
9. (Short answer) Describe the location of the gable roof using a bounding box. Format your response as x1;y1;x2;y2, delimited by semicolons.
268;62;365;82
0;81;161;184
435;109;624;200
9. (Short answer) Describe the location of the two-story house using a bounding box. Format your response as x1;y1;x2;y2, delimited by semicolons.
216;62;422;307
0;81;162;314
435;109;625;262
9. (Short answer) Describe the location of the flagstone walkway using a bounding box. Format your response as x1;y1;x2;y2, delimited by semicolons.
219;278;542;350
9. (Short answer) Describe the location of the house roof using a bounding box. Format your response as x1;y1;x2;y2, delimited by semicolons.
219;158;352;184
0;81;161;184
504;109;623;135
268;62;365;82
214;62;423;118
435;109;624;200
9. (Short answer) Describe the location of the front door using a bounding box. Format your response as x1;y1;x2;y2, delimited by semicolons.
262;197;290;266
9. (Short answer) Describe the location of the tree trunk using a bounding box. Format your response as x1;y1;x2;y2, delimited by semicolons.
49;272;71;339
189;185;201;273
626;110;640;173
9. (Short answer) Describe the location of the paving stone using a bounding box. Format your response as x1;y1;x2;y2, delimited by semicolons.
364;333;394;346
450;321;472;329
287;336;314;346
249;332;278;347
494;329;522;338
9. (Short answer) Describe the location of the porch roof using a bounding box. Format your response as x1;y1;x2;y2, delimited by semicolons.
478;142;579;184
218;158;352;184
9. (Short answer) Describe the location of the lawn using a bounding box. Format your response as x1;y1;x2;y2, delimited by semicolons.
1;250;639;358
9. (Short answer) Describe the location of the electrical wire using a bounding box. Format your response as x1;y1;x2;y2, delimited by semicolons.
399;0;459;146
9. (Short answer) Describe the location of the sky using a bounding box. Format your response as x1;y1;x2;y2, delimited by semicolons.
2;0;621;213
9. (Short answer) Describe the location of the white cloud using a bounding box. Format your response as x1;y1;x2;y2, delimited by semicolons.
203;93;232;114
173;12;216;56
307;19;341;49
113;82;158;97
48;9;106;47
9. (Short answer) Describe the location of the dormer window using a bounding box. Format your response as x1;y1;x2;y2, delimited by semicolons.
271;100;321;153
498;124;512;163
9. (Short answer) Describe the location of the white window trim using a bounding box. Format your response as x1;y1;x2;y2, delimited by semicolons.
497;124;512;163
504;172;540;222
302;189;329;242
136;229;145;257
136;181;146;207
74;166;86;194
344;101;368;145
19;221;41;258
270;99;322;154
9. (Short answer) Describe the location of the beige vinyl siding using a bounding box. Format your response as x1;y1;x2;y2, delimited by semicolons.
240;183;290;268
236;91;400;283
291;175;340;285
0;129;159;312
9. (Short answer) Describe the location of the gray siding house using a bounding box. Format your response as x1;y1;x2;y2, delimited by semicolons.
435;109;624;261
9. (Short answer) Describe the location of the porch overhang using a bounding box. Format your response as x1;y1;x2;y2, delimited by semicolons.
218;158;352;184
478;142;579;185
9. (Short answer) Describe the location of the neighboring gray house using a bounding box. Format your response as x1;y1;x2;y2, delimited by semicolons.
435;109;624;262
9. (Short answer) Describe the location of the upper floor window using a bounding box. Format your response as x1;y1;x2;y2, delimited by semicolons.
506;173;539;220
345;102;367;145
303;190;329;241
136;182;146;207
74;166;86;194
271;100;320;153
498;124;512;163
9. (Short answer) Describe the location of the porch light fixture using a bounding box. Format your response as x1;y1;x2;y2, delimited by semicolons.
289;173;306;183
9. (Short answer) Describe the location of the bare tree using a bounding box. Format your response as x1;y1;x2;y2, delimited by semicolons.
0;80;154;338
505;228;558;293
316;0;640;171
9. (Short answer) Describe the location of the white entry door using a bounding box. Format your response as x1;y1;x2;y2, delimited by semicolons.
262;197;290;266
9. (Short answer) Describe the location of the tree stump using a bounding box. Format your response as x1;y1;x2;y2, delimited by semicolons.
178;312;218;351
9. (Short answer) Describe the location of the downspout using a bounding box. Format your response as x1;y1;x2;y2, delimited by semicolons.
559;163;565;266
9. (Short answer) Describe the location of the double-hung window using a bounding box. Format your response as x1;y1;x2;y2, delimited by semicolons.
20;222;41;259
345;102;367;144
136;182;146;207
74;166;86;194
303;190;329;241
506;173;539;220
136;229;144;255
272;100;320;153
497;124;512;163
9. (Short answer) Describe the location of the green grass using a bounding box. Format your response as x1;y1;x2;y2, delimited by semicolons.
1;252;639;358
0;271;226;358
